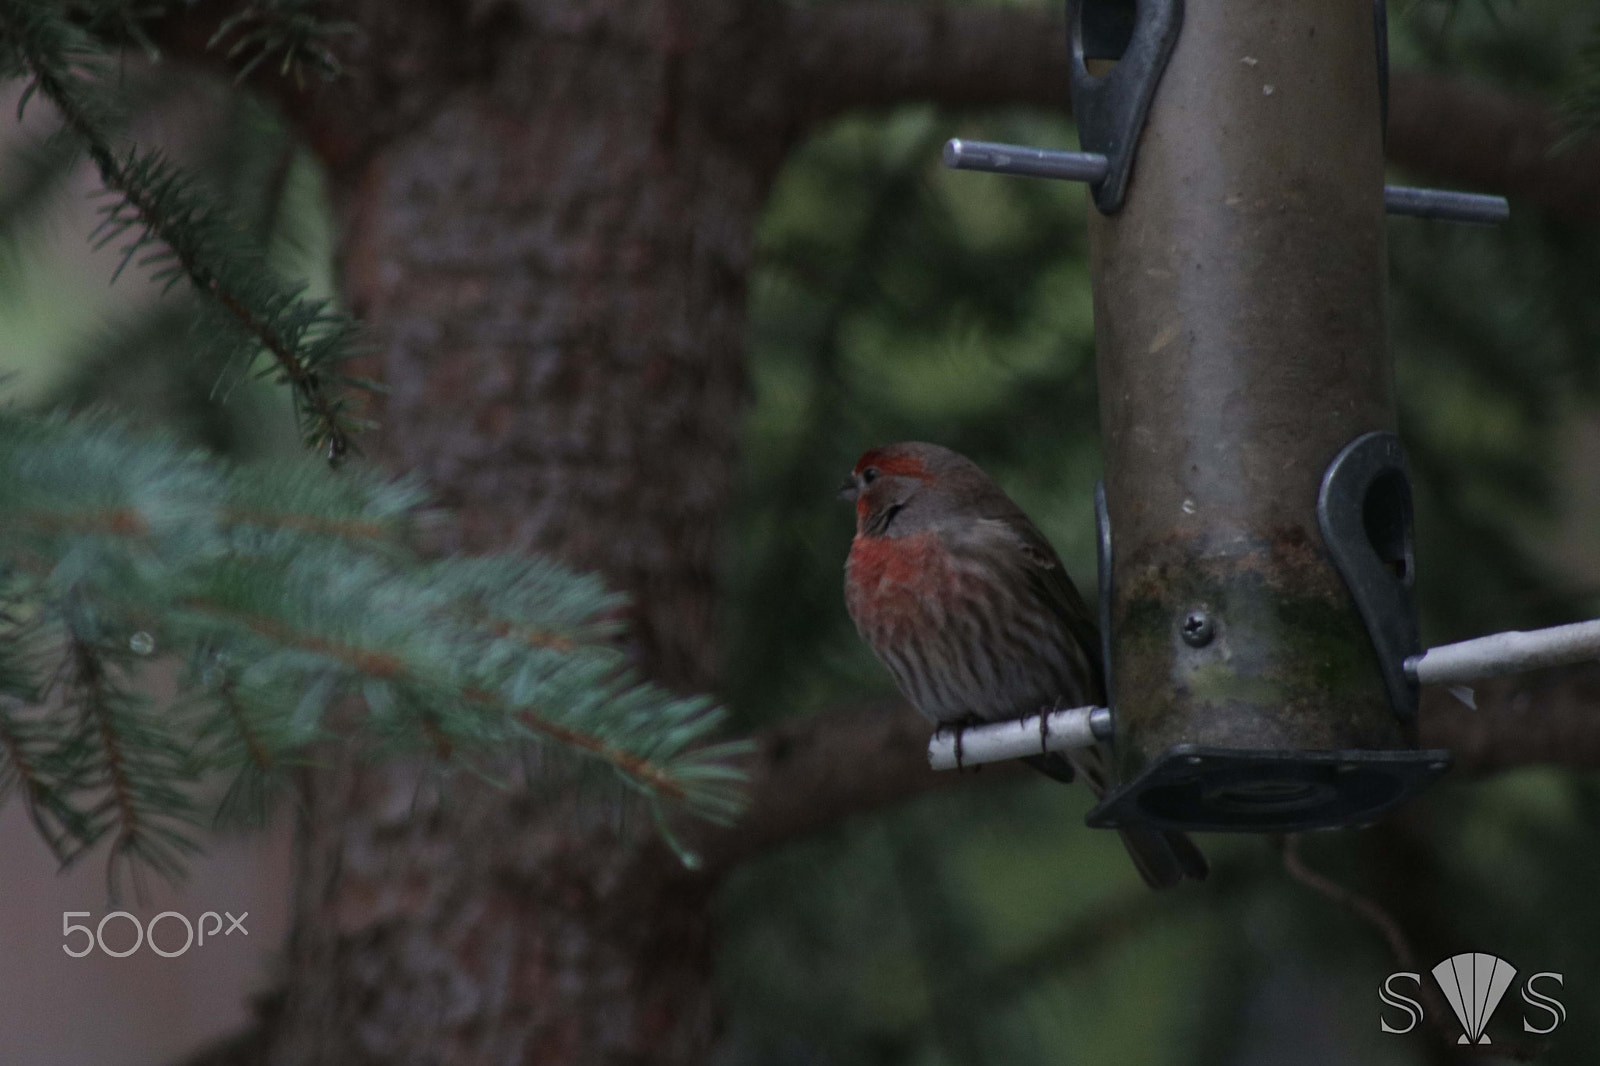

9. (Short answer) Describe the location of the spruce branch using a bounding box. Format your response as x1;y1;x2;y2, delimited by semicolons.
0;691;96;861
216;670;270;771
54;610;203;893
70;635;140;844
205;0;353;86
0;596;106;860
60;1;180;60
0;412;748;879
189;661;291;829
0;0;368;459
176;593;717;808
56;0;352;93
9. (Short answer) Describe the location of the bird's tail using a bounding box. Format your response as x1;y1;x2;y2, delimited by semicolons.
1032;744;1208;890
1112;821;1209;890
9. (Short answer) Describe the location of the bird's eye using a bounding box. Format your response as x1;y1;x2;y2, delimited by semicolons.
861;467;880;484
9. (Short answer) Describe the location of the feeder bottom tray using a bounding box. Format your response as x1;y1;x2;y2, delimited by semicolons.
1085;746;1452;833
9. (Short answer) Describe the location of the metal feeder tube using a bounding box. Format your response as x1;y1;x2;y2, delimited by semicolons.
1075;0;1448;831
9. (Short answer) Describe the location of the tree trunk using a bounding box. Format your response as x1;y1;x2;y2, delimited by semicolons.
334;1;791;694
266;1;790;1061
270;758;716;1064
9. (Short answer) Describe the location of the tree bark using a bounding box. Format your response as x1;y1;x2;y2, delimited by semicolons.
266;1;792;1061
333;0;796;694
270;757;716;1065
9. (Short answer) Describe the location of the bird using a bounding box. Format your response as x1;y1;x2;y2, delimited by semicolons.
840;441;1207;889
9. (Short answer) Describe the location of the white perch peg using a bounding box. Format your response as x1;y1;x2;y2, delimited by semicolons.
1408;619;1600;685
927;704;1107;771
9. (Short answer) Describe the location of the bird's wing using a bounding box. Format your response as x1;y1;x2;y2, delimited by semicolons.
967;514;1106;704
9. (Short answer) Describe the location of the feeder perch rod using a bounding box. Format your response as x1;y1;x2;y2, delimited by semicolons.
1407;619;1600;685
944;139;1510;226
929;619;1600;771
927;705;1110;771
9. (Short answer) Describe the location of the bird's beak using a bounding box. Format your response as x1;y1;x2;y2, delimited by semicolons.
837;476;859;502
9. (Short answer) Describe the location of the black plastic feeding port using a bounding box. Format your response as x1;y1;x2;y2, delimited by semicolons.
1078;0;1136;59
1318;431;1422;720
1067;0;1183;213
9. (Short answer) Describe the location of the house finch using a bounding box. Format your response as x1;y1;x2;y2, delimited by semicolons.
841;441;1206;889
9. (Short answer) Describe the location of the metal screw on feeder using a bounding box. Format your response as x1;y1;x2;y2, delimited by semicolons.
1180;611;1214;648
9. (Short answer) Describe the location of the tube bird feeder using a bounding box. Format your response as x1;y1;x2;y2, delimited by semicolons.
935;0;1600;832
932;0;1524;832
1078;0;1448;831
